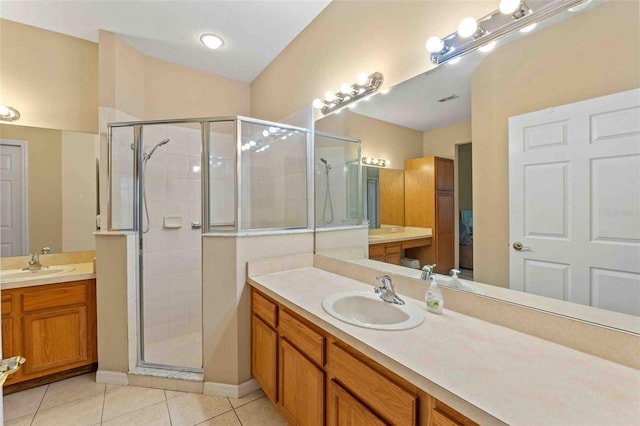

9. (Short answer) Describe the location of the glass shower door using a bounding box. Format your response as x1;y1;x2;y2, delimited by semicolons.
139;122;202;370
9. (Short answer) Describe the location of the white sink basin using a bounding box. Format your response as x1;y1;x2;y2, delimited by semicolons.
0;267;74;282
322;291;424;330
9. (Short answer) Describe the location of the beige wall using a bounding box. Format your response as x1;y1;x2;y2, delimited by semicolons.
422;120;471;160
0;124;62;254
99;31;250;120
0;19;98;133
251;1;495;121
316;111;423;168
472;0;640;286
62;131;98;252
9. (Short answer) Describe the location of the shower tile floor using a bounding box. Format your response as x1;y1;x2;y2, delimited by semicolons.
3;373;286;426
145;332;202;369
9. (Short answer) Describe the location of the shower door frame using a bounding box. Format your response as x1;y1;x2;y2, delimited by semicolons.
107;116;313;373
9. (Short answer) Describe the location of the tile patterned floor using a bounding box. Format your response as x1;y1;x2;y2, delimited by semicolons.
3;373;287;426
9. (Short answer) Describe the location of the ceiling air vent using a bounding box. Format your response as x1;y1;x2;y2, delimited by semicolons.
437;94;459;103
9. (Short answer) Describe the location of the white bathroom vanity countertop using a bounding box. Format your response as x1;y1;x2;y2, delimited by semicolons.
368;226;432;244
1;262;96;290
248;266;640;426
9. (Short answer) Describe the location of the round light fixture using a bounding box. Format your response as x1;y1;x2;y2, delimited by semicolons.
426;36;445;53
356;73;369;85
340;83;352;94
312;99;324;109
324;90;337;102
200;34;224;50
457;18;478;38
499;0;521;15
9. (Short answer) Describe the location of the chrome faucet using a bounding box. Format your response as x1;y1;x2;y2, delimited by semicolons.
374;275;405;305
22;253;48;271
420;264;436;281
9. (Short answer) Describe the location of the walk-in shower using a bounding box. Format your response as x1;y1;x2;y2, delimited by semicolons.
107;117;310;373
314;132;361;227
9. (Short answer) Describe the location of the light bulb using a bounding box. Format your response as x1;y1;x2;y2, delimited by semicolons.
262;130;269;137
457;17;478;38
520;23;537;33
356;73;369;85
426;36;445;53
312;98;324;109
200;34;225;50
268;126;277;134
340;83;352;94
249;140;257;147
479;41;496;52
325;90;337;102
499;0;521;15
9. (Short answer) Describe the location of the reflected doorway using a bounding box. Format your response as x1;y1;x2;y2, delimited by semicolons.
457;143;473;280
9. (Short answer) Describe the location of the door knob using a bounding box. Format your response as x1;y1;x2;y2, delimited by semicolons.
512;242;531;251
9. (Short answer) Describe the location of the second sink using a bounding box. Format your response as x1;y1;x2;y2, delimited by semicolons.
322;290;424;330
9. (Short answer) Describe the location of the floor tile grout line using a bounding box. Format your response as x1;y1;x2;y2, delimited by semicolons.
100;383;107;424
29;383;49;425
232;407;244;426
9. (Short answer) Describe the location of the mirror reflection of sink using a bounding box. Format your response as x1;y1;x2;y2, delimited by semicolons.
322;290;424;330
0;267;74;282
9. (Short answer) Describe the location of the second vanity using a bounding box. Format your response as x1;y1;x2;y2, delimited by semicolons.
248;258;639;425
1;258;97;391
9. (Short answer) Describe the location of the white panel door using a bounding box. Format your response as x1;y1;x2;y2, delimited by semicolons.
509;89;640;316
0;140;27;256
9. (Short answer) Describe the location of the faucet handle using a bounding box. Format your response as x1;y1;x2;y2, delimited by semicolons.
422;264;436;271
450;269;461;278
375;275;392;288
41;246;51;255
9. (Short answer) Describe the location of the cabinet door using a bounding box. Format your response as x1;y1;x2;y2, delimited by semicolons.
436;191;455;273
22;306;88;375
279;339;324;426
327;379;386;426
251;315;278;402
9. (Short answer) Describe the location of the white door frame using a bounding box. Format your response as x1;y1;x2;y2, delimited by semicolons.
0;138;29;255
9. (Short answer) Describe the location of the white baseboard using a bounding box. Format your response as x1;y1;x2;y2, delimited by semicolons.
203;378;260;398
96;369;129;386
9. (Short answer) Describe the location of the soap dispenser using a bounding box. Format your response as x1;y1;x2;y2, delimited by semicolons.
450;269;462;289
425;275;444;314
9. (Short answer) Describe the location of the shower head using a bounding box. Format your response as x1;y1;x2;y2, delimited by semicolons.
320;157;332;171
144;138;170;160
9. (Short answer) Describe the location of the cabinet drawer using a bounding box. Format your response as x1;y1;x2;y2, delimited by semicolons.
328;343;417;425
369;244;385;257
385;243;402;255
2;294;12;315
279;309;325;366
22;284;87;313
252;289;278;328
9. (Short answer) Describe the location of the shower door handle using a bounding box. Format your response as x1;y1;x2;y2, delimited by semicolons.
191;221;202;229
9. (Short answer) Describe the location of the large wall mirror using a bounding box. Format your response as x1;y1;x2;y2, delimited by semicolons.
314;0;640;331
0;123;99;257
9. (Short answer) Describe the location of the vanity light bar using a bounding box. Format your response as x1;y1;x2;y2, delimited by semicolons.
313;72;384;115
362;157;389;167
426;0;592;64
0;105;20;122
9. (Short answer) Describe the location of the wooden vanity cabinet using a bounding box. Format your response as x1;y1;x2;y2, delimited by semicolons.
369;242;402;265
1;279;97;389
404;156;454;273
250;287;478;426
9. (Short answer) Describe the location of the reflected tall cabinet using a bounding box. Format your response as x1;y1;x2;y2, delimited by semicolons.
404;157;454;274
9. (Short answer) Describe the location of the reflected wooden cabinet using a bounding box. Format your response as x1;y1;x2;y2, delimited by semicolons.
250;288;477;426
404;156;455;273
1;279;97;389
369;242;402;265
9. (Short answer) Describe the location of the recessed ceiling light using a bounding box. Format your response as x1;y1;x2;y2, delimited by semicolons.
200;34;224;50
